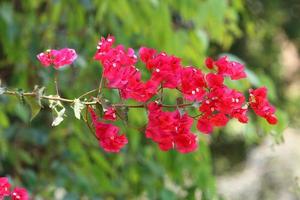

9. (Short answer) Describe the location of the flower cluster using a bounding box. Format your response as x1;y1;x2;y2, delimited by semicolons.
36;35;278;154
0;177;29;200
89;107;128;153
37;48;77;69
249;87;278;124
146;102;198;153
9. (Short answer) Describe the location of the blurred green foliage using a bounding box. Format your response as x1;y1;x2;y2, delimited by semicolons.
0;0;294;199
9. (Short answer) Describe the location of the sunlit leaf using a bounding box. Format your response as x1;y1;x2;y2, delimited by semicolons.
73;98;84;120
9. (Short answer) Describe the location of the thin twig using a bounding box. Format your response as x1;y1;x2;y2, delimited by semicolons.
85;105;99;140
97;72;104;95
78;89;98;99
54;71;59;96
3;90;193;108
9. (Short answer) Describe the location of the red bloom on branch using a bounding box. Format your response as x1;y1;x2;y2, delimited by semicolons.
249;87;278;124
205;73;224;88
180;67;206;101
37;48;77;69
231;108;249;123
103;107;117;121
139;47;157;64
196;117;213;134
90;35;278;145
147;53;182;89
146;102;198;153
215;56;247;80
0;177;11;198
89;107;128;153
11;187;29;200
205;57;214;69
211;56;247;80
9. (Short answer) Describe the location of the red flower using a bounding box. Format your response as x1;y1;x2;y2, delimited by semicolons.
120;76;160;102
196;117;213;134
139;47;157;64
206;73;224;88
197;83;248;134
0;177;10;198
149;53;182;89
89;107;128;153
94;35;115;61
175;133;198;153
37;48;77;69
231;108;249;123
146;102;198;153
249;87;277;124
214;56;247;80
11;187;29;200
103;107;117;121
210;113;229;127
180;67;206;101
205;57;214;69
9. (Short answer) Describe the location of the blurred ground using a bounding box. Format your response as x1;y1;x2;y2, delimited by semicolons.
217;128;300;200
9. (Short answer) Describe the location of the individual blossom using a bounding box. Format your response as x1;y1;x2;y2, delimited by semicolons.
231;107;249;123
146;102;198;153
205;73;224;88
139;47;157;64
180;67;206;102
0;177;11;198
120;76;160;102
103;107;117;121
94;35;115;61
207;56;247;80
196;117;213;134
147;53;183;89
205;57;214;69
249;87;278;124
11;187;29;200
37;48;77;69
89;107;128;153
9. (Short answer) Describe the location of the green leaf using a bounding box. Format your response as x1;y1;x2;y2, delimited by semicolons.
49;97;66;126
0;110;9;128
24;96;41;121
73;98;84;120
33;85;45;107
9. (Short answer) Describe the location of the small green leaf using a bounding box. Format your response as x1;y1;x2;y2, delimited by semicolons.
33;85;45;107
24;96;41;121
52;108;65;126
16;89;25;104
73;98;84;120
0;110;9;128
49;97;66;126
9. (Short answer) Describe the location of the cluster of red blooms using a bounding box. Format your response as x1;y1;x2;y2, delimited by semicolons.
88;107;127;153
146;102;198;153
37;35;278;154
37;48;77;69
0;177;28;200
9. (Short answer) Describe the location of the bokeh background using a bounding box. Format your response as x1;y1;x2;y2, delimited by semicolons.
0;0;299;199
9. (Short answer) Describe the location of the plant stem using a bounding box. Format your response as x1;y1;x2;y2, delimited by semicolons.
54;71;59;96
85;105;99;140
97;72;104;96
3;90;193;108
78;89;98;99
